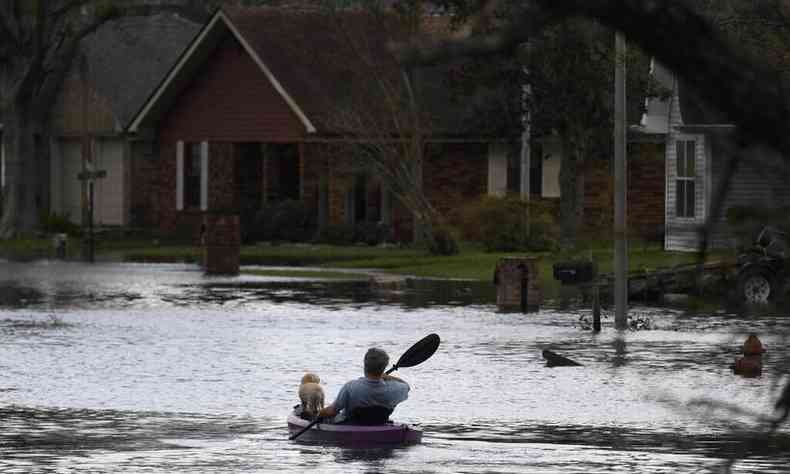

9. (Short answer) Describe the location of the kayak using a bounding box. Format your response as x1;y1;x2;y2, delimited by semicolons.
287;411;422;446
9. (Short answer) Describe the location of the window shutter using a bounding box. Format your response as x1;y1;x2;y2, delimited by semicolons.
200;141;209;211
695;137;705;220
176;141;184;211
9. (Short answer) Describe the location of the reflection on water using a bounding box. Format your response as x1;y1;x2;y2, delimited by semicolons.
0;262;494;310
1;261;789;473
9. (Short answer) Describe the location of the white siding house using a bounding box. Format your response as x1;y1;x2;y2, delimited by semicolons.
639;59;790;251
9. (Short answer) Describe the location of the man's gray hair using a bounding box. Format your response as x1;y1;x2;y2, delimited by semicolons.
364;347;389;376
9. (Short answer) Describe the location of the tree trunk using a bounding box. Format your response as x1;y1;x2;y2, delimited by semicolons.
0;111;41;238
559;136;580;249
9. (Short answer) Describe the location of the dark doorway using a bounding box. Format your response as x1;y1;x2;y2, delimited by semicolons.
235;143;264;238
264;144;300;202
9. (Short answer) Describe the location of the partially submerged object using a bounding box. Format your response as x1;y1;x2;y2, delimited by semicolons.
732;334;766;377
287;410;422;446
542;349;583;367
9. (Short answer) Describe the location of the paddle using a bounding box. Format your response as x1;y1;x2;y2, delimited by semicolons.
289;333;441;441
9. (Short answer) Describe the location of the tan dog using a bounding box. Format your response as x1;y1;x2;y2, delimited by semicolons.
299;373;324;418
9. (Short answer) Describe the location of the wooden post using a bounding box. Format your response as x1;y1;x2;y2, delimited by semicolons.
592;284;601;332
78;164;106;264
614;32;629;330
523;271;528;313
88;180;94;263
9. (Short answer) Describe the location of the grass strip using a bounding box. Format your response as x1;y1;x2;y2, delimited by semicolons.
243;269;370;280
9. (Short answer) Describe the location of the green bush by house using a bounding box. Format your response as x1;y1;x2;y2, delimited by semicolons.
460;195;559;252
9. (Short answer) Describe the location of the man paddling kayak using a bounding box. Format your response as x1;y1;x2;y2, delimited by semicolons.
318;347;410;424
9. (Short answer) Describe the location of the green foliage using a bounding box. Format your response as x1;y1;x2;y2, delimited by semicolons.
460;195;559;252
726;205;790;249
427;225;460;256
39;212;82;236
317;221;393;246
252;200;316;243
318;223;357;245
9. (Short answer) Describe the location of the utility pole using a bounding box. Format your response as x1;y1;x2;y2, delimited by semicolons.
614;32;628;329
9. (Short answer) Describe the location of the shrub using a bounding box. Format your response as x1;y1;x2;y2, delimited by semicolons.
726;205;790;250
252;200;315;243
316;221;395;246
318;223;356;245
428;225;460;256
39;212;82;236
460;195;559;252
353;222;382;246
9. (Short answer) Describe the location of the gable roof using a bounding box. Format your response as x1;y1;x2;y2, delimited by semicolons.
80;12;201;131
128;9;317;134
634;58;733;135
129;7;497;138
228;8;493;137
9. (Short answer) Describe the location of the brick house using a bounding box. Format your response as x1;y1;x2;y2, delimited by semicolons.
126;7;545;242
125;7;667;243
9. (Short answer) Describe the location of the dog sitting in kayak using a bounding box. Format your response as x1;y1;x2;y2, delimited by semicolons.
298;372;325;419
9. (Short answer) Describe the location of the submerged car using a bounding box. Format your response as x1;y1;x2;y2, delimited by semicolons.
735;226;788;304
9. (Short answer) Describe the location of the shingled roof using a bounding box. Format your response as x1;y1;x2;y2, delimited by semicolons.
226;7;473;135
128;7;488;137
80;12;200;130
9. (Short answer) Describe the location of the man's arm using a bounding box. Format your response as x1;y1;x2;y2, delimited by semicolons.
318;403;337;418
318;381;351;418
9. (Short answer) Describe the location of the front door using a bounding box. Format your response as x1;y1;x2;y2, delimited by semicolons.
235;143;264;237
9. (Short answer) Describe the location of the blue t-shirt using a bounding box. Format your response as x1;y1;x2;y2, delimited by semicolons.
333;377;410;418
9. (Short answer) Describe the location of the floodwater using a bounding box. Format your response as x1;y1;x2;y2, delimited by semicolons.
1;260;789;473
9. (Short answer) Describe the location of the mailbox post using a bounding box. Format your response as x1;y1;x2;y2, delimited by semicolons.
77;165;107;263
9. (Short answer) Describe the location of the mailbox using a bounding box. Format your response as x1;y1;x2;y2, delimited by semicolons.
553;261;597;285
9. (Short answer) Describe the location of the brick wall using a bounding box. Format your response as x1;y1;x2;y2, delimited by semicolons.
423;142;488;227
581;142;666;237
327;152;354;225
628;142;666;239
129;140;160;227
159;36;306;143
313;142;487;242
209;142;236;212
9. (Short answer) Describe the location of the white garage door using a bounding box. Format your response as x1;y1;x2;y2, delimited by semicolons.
95;139;125;226
60;140;83;225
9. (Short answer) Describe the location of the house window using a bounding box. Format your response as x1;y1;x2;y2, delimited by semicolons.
184;142;202;209
675;139;696;218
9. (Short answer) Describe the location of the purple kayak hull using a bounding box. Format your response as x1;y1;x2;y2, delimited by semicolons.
287;412;422;446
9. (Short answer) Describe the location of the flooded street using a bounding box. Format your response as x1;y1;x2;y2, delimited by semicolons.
1;261;789;473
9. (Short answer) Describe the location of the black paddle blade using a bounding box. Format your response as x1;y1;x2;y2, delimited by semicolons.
388;333;440;372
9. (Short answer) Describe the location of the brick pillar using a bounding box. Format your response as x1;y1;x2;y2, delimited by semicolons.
202;213;240;275
494;257;542;312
